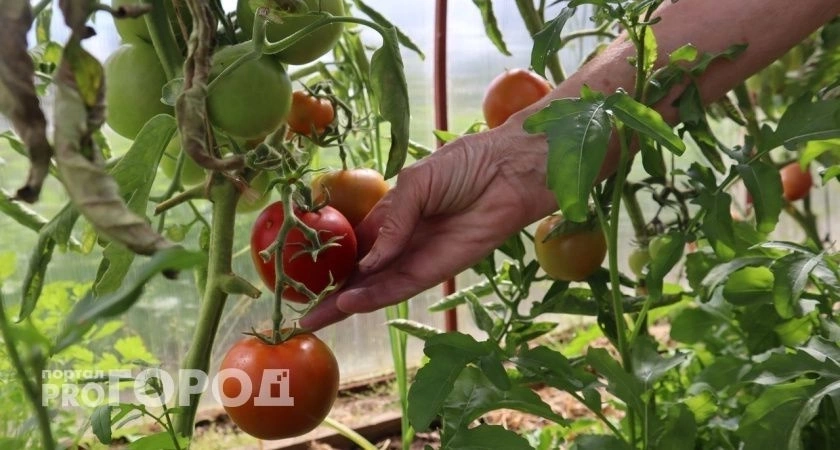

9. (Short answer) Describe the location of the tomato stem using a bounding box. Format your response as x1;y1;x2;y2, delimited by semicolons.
174;177;239;437
141;0;184;81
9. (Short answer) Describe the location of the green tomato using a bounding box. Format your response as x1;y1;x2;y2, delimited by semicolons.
104;42;173;139
237;0;345;65
237;171;272;213
628;247;650;278
648;234;674;261
207;43;292;139
160;134;206;186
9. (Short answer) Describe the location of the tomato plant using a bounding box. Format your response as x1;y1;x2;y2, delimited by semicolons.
207;43;293;139
780;161;813;201
311;168;390;226
482;69;551;129
287;90;336;136
236;171;272;214
237;0;346;65
251;202;357;302
104;42;172;139
533;215;607;281
218;332;340;440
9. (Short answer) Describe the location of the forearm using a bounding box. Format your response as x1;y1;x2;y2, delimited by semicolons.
496;0;840;221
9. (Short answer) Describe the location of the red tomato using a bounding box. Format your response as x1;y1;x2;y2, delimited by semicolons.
251;202;357;302
287;91;335;136
311;168;390;226
482;69;552;129
534;215;606;282
218;332;339;440
780;162;812;201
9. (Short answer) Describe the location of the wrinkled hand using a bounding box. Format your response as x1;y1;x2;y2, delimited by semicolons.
300;125;556;330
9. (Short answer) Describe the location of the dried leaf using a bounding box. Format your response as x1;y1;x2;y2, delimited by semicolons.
0;0;54;203
52;39;173;256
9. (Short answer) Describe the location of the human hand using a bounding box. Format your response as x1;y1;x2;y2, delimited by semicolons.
300;125;557;330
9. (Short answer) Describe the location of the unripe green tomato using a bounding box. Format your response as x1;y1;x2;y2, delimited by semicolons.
237;0;345;65
159;135;206;186
648;234;673;261
207;43;292;139
237;171;272;213
628;248;650;278
104;42;173;139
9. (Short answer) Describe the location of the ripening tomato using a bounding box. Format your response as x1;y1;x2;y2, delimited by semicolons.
218;332;339;440
251;202;357;302
534;215;607;282
104;42;172;139
287;91;335;136
311;168;389;226
780;162;812;201
482;69;552;129
237;0;345;65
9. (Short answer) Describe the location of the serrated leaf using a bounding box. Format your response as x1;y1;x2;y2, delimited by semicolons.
772;253;823;319
531;7;575;77
737;161;782;233
515;345;597;392
429;278;498;312
470;0;511;57
606;92;685;155
94;115;177;295
524;98;610;222
370;27;410;179
387;318;443;341
773;97;840;151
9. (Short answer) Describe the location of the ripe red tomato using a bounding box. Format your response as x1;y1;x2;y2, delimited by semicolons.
482;69;552;129
287;91;335;136
251;202;357;302
534;215;606;282
780;162;812;201
311;168;389;226
218;332;339;440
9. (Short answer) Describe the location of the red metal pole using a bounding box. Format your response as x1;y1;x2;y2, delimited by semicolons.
434;0;457;332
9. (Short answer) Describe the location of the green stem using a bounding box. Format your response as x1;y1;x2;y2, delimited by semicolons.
142;0;184;81
31;0;51;19
0;298;55;450
322;417;378;450
174;179;240;437
386;303;413;450
622;184;649;243
514;0;565;83
210;0;236;44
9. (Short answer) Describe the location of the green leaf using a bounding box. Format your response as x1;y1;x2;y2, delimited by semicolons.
773;97;840;151
470;0;511;57
94;115;177;295
642;26;658;74
128;431;188;450
352;0;425;59
524;98;610;222
586;347;646;415
429;277;498;312
606;92;685;155
694;190;737;259
736;378;833;450
55;247;204;352
515;345;597;392
19;202;80;321
0;189;48;232
446;424;532;450
531;7;575;77
669;44;698;63
443;366;565;432
640;138;666;178
772;253;822;319
701;256;773;299
631;336;687;388
408;333;489;431
467;295;496;336
669;307;728;344
571;434;632;450
737;161;783;233
91;405;113;444
722;266;775;306
745;343;840;386
652;403;697;450
370;26;410;179
387;318;444;341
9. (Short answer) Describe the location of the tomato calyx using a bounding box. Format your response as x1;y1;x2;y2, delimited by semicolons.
242;326;306;346
540;211;602;243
